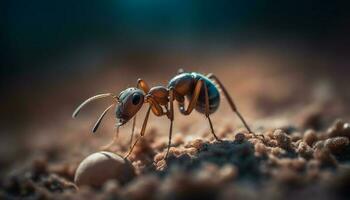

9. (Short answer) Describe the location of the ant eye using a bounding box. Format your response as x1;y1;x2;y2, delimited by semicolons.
132;93;141;105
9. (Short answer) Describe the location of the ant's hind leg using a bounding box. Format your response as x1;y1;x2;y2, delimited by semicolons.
203;82;222;141
207;73;252;133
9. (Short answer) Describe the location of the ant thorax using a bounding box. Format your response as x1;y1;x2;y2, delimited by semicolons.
148;86;169;106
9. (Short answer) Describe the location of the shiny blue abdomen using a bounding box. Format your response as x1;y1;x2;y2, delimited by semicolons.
190;72;220;114
168;72;220;114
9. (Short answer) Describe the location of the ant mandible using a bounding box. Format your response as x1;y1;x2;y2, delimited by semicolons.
72;69;252;159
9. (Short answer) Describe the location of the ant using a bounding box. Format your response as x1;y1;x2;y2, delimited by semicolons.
72;69;252;159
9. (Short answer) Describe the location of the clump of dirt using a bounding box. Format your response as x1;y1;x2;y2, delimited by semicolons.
2;118;350;200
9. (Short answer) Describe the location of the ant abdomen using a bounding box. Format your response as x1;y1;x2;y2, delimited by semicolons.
191;73;220;114
168;72;220;115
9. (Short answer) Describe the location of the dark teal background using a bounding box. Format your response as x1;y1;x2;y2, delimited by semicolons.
3;0;349;79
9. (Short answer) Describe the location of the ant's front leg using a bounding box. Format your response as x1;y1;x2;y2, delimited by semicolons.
128;79;151;151
144;93;174;160
124;105;152;159
124;95;166;159
146;96;166;116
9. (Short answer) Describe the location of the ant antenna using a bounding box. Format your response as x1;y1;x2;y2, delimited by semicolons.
92;104;114;133
72;93;114;118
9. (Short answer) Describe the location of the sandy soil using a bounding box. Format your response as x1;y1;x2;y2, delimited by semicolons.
1;53;350;200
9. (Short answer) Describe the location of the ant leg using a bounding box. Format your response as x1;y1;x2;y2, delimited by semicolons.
124;105;152;159
100;125;119;151
146;96;166;116
207;73;252;133
125;79;152;152
165;88;175;159
203;82;222;141
145;94;172;159
128;116;136;151
178;79;204;115
137;79;150;93
126;78;150;151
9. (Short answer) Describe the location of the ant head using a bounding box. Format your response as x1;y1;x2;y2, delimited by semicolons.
116;87;145;126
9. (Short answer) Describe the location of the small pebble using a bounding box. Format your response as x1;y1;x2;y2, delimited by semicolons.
187;139;204;149
74;151;135;187
154;153;165;162
297;142;314;159
324;137;349;154
235;133;245;143
273;129;292;150
185;147;197;156
303;129;318;146
255;143;267;156
327;119;350;138
290;132;302;142
313;148;337;168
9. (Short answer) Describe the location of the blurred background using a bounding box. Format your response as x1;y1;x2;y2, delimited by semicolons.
1;1;350;170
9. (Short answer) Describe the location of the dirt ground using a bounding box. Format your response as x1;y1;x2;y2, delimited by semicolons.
1;52;350;200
